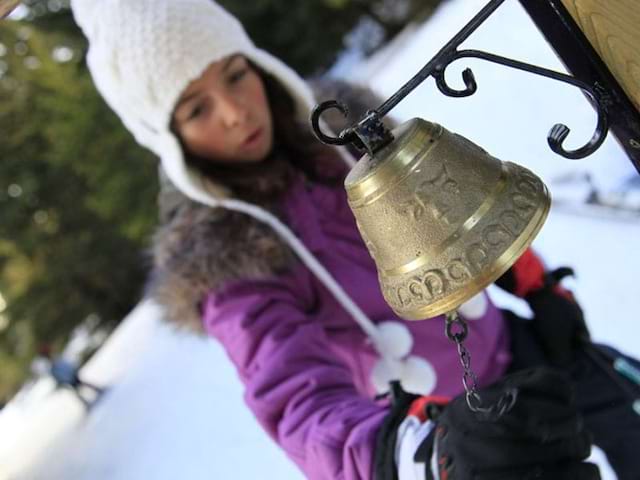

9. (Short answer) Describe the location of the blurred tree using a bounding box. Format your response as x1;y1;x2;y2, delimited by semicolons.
0;15;158;399
218;0;447;74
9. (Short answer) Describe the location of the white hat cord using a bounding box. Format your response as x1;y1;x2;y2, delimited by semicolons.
200;194;440;395
205;191;488;396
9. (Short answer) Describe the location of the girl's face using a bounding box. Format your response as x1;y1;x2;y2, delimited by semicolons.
172;55;274;164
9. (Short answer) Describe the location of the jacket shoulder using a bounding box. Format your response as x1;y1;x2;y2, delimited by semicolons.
148;199;295;335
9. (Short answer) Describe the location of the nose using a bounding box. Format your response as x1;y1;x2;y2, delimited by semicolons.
218;94;248;128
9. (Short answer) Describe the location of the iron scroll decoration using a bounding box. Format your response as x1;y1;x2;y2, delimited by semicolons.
310;0;609;160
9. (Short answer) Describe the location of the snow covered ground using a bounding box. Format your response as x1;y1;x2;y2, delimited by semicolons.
1;1;638;479
0;301;303;480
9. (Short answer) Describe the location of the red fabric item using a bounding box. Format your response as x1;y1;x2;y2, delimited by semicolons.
437;449;451;480
407;395;450;423
511;248;546;298
512;248;577;301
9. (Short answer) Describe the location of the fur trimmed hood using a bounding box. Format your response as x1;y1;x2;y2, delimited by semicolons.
148;78;394;334
149;201;295;334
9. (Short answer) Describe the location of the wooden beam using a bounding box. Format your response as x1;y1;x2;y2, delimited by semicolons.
560;0;640;111
0;0;20;19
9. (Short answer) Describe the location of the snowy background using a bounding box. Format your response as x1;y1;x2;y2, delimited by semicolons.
1;1;638;479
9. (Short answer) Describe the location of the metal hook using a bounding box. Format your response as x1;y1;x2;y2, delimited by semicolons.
547;95;609;159
448;49;611;160
310;100;351;146
435;67;478;98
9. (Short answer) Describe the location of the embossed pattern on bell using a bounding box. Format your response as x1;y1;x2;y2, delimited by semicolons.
345;118;550;320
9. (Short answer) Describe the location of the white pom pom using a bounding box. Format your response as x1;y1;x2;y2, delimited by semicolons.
371;357;404;394
374;321;413;359
458;291;488;320
399;356;437;396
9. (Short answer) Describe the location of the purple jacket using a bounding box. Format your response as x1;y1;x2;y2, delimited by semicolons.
202;176;511;479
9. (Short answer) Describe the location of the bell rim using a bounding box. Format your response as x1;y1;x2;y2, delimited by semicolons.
397;184;551;320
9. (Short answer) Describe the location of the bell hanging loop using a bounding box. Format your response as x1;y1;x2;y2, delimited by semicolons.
310;101;353;146
311;102;394;156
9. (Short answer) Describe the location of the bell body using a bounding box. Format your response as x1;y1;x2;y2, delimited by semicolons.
345;118;550;320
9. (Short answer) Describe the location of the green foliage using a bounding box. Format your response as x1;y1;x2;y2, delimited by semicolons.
218;0;446;75
0;18;158;399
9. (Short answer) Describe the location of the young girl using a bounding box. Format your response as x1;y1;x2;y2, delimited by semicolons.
71;0;638;478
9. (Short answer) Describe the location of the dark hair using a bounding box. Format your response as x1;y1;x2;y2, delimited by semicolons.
176;60;348;205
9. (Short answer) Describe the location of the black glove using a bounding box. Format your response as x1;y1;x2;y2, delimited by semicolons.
525;270;590;367
495;248;590;366
416;368;600;480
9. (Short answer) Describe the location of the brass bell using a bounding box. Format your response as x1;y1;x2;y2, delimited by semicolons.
345;118;551;320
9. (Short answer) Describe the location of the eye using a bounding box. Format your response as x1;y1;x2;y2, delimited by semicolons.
187;103;206;120
227;67;248;85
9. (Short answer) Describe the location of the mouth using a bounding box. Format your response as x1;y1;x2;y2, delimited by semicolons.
242;127;264;148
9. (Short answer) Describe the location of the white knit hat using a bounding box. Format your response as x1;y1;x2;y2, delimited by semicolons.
71;0;316;205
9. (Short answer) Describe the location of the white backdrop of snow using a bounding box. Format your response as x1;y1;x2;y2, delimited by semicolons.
1;1;637;479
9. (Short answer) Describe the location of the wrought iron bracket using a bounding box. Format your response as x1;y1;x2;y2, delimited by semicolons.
519;0;640;173
311;0;612;160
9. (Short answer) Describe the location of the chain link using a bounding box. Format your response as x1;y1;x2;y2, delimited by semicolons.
445;311;518;419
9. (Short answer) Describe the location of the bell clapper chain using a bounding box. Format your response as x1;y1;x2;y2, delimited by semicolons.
445;310;518;419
